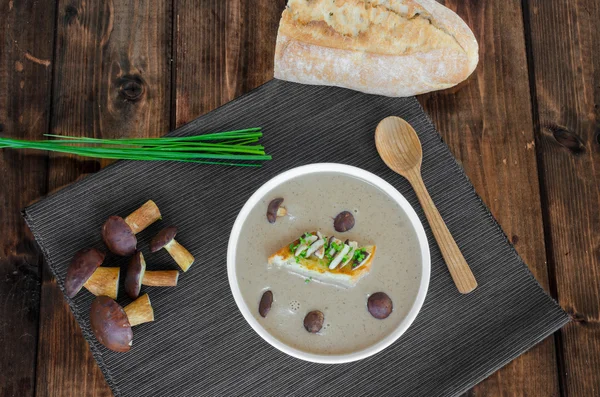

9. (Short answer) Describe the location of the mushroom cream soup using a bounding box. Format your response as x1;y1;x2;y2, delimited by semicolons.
235;172;422;355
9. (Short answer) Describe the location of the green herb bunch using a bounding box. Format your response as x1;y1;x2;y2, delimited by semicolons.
0;128;270;167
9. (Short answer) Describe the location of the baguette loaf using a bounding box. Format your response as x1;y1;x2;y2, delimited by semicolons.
274;0;479;97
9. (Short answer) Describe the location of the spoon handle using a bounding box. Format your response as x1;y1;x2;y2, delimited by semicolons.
407;170;477;294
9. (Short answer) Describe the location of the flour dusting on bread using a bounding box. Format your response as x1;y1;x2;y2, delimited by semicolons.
275;0;479;97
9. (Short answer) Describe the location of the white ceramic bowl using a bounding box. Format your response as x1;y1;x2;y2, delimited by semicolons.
227;163;430;364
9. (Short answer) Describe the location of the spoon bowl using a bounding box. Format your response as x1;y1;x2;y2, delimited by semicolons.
375;116;423;175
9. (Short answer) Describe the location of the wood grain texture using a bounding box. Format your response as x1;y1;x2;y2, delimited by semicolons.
0;0;56;395
526;0;600;395
3;0;594;395
174;0;286;126
419;1;561;396
36;0;172;396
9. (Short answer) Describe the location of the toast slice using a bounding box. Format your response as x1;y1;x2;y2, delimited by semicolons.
268;231;376;288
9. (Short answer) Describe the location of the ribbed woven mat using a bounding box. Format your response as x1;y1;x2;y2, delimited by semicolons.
24;79;568;397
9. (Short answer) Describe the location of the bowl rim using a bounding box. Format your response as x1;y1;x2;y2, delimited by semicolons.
227;163;431;364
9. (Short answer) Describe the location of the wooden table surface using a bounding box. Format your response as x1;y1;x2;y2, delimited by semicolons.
0;1;598;396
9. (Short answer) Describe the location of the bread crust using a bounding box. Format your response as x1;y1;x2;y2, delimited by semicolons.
274;0;478;97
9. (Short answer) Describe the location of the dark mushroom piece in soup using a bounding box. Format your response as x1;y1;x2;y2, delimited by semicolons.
367;292;393;319
259;290;273;317
266;198;287;223
304;310;324;333
334;211;355;232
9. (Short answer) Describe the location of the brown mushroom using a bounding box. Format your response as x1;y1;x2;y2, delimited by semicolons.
266;198;287;223
65;248;120;299
89;294;154;352
125;251;179;299
259;290;273;318
303;310;324;333
102;200;161;256
334;211;355;233
150;226;195;272
367;292;393;319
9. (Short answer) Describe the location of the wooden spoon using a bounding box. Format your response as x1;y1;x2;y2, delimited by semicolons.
375;116;477;294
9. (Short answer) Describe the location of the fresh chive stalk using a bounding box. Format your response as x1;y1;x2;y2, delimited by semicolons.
0;128;270;167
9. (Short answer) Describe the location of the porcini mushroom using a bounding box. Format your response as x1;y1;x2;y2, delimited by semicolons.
334;211;355;233
267;198;287;223
125;251;179;299
65;248;120;299
102;200;161;256
89;294;154;352
150;226;195;272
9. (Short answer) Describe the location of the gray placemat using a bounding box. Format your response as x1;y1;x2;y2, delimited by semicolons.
24;79;569;397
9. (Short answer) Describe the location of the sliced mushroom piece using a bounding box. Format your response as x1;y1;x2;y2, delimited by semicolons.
327;237;343;257
314;246;325;259
305;238;325;258
352;250;371;270
341;241;359;268
89;294;154;352
314;236;327;259
150;226;195;272
294;234;318;257
65;248;120;299
329;243;351;270
102;200;161;256
125;251;179;299
266;198;287;223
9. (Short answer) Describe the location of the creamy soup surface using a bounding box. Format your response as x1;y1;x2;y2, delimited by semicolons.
235;172;422;355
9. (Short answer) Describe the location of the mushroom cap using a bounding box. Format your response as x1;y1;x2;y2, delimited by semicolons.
65;248;105;298
150;226;177;253
334;211;355;233
102;216;137;256
303;310;324;333
367;292;393;319
266;198;284;224
125;251;147;299
89;296;133;352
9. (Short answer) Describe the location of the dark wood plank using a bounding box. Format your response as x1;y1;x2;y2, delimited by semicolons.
526;0;600;395
419;1;561;396
36;1;172;396
0;0;56;395
174;0;286;127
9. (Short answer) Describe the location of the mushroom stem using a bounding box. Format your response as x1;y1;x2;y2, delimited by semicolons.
83;267;120;299
124;294;154;326
164;239;195;272
142;270;179;287
124;200;161;234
